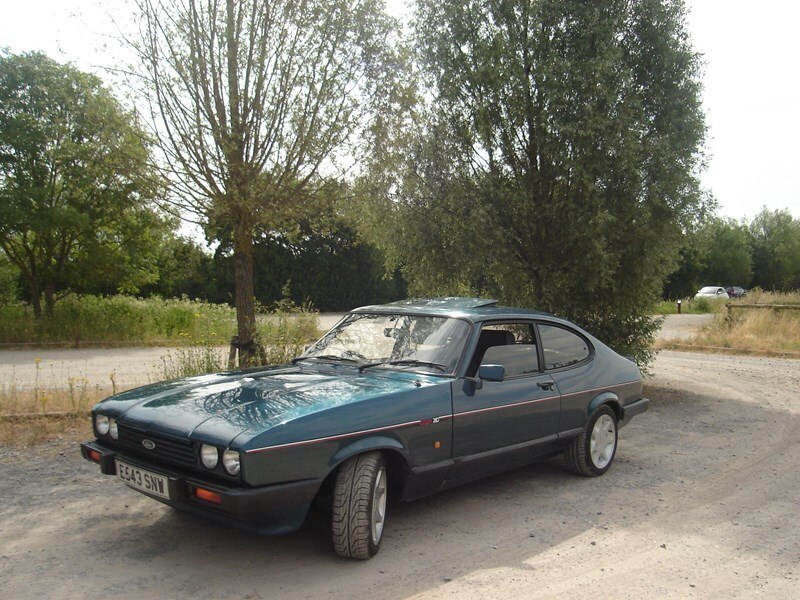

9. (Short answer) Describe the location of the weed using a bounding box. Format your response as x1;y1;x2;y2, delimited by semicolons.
157;345;228;380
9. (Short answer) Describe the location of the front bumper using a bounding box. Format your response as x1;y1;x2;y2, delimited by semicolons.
80;440;320;535
619;397;650;427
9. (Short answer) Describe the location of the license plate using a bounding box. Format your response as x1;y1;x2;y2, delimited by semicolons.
116;459;170;500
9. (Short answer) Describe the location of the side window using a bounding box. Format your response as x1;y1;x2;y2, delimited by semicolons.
481;344;539;377
538;324;590;370
469;322;538;377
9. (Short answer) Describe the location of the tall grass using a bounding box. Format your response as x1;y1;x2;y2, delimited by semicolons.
0;295;237;346
666;290;800;354
153;305;322;380
655;298;727;315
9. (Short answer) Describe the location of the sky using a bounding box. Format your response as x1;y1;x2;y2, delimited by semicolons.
1;0;798;223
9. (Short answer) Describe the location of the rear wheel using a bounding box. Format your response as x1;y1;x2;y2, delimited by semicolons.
331;452;387;559
565;405;618;476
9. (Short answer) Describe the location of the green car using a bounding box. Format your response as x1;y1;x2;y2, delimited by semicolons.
81;298;648;559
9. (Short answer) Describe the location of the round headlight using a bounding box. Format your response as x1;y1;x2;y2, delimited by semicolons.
222;449;240;475
109;418;118;440
95;414;110;436
200;444;219;469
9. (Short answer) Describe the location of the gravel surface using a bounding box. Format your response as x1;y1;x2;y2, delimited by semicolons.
1;350;798;599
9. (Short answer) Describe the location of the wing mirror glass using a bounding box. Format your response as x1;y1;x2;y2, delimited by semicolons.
478;364;505;382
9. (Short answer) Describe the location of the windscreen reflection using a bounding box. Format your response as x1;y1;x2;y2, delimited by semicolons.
301;313;470;374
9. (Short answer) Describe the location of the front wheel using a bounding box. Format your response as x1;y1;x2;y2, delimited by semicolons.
565;405;618;476
331;452;387;559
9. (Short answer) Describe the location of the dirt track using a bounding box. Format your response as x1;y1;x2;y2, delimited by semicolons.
1;350;798;599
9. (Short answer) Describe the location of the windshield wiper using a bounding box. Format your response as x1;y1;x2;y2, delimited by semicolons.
292;354;358;364
359;359;448;373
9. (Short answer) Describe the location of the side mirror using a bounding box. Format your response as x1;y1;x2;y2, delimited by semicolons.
478;364;505;382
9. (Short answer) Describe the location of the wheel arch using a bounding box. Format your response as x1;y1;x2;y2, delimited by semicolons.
587;391;622;422
322;436;411;501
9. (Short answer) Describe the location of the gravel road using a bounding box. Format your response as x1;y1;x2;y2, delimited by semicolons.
1;350;798;599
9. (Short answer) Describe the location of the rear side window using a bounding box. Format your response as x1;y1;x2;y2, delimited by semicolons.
538;324;590;370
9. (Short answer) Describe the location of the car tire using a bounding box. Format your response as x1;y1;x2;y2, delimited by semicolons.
565;405;618;476
331;452;387;560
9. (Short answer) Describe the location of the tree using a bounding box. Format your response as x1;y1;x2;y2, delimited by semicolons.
365;0;707;365
0;251;18;303
0;52;166;316
700;218;752;287
132;0;397;364
749;208;800;291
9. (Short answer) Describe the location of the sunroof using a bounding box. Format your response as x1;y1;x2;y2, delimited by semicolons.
385;297;499;310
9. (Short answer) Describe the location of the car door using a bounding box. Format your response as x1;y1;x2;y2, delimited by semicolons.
449;321;561;477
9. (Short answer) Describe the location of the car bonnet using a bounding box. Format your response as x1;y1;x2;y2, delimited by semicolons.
96;365;441;448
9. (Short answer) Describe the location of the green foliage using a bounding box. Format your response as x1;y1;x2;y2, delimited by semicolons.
0;296;236;345
749;208;800;291
702;219;752;286
365;0;708;366
212;220;407;311
0;252;17;302
257;307;322;366
665;209;800;297
139;236;219;301
0;51;167;316
655;299;720;315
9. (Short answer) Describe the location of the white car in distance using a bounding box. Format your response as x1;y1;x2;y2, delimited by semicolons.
694;286;730;299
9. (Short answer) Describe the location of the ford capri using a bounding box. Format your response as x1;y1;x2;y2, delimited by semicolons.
81;297;649;559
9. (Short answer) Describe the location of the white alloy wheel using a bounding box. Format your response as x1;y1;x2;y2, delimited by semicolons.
590;413;617;469
371;466;387;545
565;405;618;476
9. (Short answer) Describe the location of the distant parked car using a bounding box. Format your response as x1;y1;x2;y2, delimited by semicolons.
725;286;747;298
694;286;729;300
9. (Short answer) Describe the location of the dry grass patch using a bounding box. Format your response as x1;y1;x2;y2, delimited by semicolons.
0;414;93;448
662;291;800;356
0;383;117;417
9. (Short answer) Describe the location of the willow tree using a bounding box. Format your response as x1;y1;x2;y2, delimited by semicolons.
382;0;707;365
134;0;395;364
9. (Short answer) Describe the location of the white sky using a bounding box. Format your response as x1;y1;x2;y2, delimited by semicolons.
1;0;798;222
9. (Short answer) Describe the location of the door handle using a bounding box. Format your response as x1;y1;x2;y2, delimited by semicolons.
537;381;554;391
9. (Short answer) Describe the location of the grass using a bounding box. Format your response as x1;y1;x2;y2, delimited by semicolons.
655;297;728;315
0;413;94;448
152;307;322;380
661;290;800;355
0;310;323;445
0;295;237;346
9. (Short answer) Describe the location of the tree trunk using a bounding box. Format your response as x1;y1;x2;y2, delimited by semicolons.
28;278;43;319
44;282;56;317
233;219;258;367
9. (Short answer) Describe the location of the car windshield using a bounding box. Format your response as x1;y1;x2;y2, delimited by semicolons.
299;313;470;375
698;286;719;294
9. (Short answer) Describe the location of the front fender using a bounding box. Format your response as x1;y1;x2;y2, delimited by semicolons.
329;435;409;468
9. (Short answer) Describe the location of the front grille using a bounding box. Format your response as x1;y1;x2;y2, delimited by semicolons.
116;424;196;470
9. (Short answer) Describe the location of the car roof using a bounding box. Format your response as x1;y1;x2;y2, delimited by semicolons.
351;297;557;323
